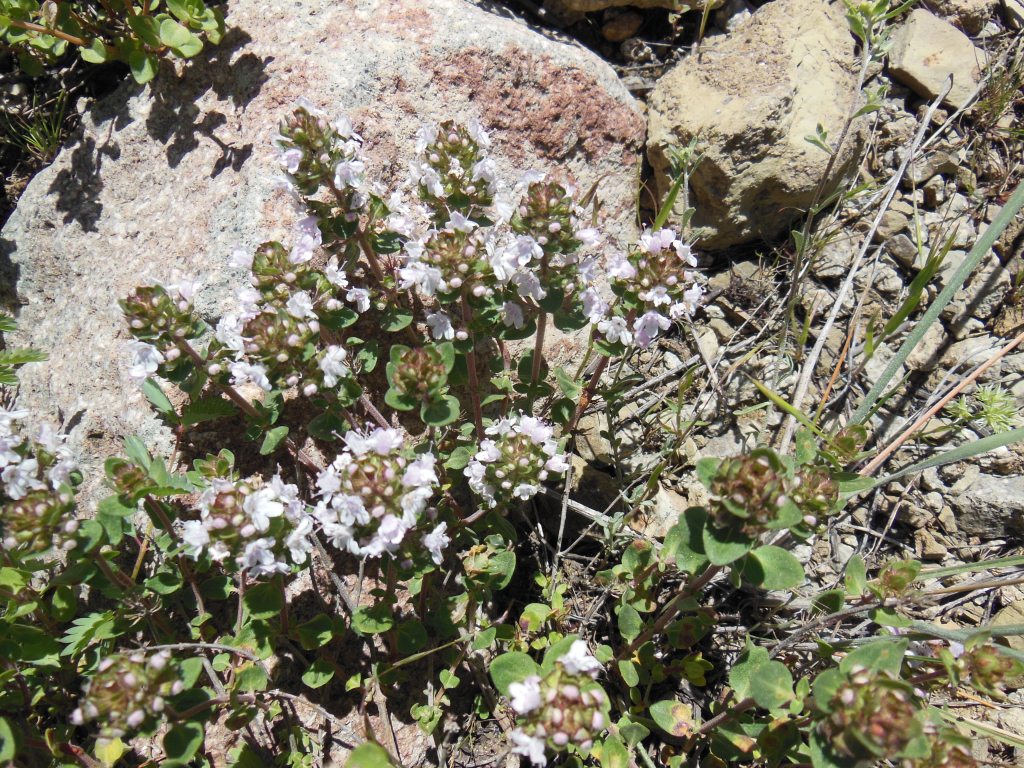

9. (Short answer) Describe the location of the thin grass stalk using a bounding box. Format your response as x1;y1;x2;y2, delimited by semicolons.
850;179;1024;425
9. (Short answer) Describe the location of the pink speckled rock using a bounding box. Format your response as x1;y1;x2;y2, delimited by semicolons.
1;0;643;513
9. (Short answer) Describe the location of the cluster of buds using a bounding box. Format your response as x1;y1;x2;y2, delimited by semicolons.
598;227;703;348
179;473;314;578
464;414;569;510
70;650;183;742
913;728;977;768
956;642;1022;697
507;641;609;765
707;449;799;536
314;427;449;562
411;119;496;218
869;559;921;600
121;277;203;382
788;464;839;524
274;99;368;213
818;668;921;762
386;344;452;410
0;411;79;556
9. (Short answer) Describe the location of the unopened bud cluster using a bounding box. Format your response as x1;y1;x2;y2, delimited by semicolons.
388;345;449;404
708;449;835;535
958;643;1021;696
465;414;569;510
914;728;977;768
818;668;920;761
412;119;496;217
507;641;609;766
70;650;183;741
0;409;79;556
274;99;368;211
314;427;449;563
122;278;202;382
179;473;314;578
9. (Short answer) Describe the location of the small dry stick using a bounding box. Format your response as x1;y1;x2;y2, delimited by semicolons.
859;328;1024;476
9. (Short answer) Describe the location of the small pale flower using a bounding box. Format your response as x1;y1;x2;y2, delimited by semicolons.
319;345;349;388
509;676;543;715
426;311;455;340
559;640;602;677
633;310;671;348
501;301;525;329
229;361;272;392
510;729;547;766
346;287;371;313
243;488;284;532
128;342;164;382
597;316;631;345
421;521;450;565
286;291;317;319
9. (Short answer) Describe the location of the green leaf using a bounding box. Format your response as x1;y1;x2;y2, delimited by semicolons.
234;662;268;692
395;620;428;654
296;614;337;650
127;14;161;46
181;396;235;426
840;638;908;677
95;737;126;767
618;659;640;687
747;659;794;710
346;742;396;768
809;727;848;768
554;366;582;399
351;604;394;635
421;395;460;426
845;554;867;596
663;507;709;574
650;700;695;738
142;378;177;418
596;735;630;768
0;717;20;762
163;722;204;764
301;658;335;689
159;18;192;47
702;523;753;565
0;347;46;365
259;426;289;455
129;50;158;83
243;581;282;620
746;546;805;590
381;308;413;332
617;604;643;643
166;0;194;22
489;652;541;697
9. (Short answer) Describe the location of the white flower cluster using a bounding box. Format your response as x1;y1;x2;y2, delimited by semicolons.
70;650;184;740
465;414;569;510
0;409;79;555
595;227;703;348
507;641;607;766
314;427;449;563
273;98;369;217
124;274;201;382
179;474;314;578
0;409;76;501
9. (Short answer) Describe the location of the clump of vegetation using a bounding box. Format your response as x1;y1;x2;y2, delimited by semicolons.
1;89;1023;768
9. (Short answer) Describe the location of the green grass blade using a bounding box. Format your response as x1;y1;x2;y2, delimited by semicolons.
877;427;1024;484
852;181;1024;424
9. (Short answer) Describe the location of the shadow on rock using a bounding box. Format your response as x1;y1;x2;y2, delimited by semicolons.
0;237;19;308
46;135;121;233
145;27;270;173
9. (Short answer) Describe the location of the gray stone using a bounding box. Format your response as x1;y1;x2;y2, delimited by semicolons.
927;0;999;33
906;150;960;186
888;232;923;270
906;323;948;371
1;0;644;505
888;9;990;109
945;474;1024;537
647;0;865;249
943;251;1012;326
